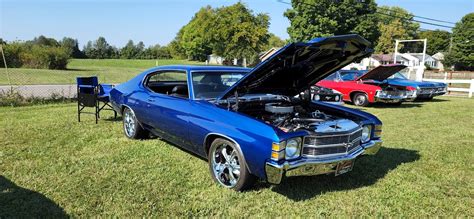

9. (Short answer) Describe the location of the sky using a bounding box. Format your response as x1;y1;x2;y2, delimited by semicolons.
1;0;473;48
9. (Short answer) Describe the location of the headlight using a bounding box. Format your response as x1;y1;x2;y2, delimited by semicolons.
361;125;372;143
285;138;302;159
313;94;320;101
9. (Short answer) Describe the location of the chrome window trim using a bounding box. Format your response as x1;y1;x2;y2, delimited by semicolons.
141;69;191;100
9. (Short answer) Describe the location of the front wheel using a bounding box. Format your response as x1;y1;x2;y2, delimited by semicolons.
208;138;256;191
352;93;369;107
122;107;148;139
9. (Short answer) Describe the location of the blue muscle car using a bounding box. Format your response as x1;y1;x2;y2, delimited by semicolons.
109;34;383;191
354;65;448;100
386;73;447;100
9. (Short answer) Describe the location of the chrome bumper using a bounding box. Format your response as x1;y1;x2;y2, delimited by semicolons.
374;95;405;103
265;139;382;184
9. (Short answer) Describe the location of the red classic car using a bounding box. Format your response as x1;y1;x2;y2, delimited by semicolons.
317;65;416;106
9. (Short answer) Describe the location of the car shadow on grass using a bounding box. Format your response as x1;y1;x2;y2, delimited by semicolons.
414;98;449;102
369;102;424;108
269;147;420;201
0;176;68;218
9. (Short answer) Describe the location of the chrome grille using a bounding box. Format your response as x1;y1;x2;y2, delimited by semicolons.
302;128;362;158
419;88;436;94
385;90;404;96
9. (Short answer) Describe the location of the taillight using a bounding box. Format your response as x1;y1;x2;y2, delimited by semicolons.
407;86;417;91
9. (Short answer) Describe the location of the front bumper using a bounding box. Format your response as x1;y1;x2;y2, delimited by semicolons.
265;139;382;184
374;96;405;103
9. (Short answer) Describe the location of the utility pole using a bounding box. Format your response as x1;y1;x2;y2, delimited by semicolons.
393;40;399;64
0;45;12;88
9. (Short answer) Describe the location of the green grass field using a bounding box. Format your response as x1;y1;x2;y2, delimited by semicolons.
0;59;202;85
1;96;473;217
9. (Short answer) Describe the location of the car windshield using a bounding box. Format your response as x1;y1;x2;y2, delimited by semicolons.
340;71;365;81
191;71;248;99
389;72;408;79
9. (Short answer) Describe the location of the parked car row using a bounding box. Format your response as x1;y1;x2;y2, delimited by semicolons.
313;64;447;106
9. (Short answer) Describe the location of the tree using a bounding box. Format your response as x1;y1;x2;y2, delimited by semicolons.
211;2;270;63
417;30;451;55
444;13;474;70
84;37;113;59
376;6;419;39
168;39;186;59
264;33;286;50
375;19;407;53
177;6;215;61
60;37;84;58
284;0;379;43
374;6;420;53
120;40;138;59
31;35;60;47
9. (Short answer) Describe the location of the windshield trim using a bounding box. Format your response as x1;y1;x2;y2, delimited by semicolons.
190;70;250;100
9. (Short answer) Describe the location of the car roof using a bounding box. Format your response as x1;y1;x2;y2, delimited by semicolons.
145;65;251;73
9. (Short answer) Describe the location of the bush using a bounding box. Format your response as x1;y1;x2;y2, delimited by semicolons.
0;43;70;70
0;89;73;107
0;43;23;68
20;45;69;69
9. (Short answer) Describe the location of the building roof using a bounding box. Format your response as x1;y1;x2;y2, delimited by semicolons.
371;54;394;62
410;54;436;62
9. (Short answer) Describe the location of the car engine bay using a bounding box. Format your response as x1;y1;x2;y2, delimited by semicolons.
220;93;360;133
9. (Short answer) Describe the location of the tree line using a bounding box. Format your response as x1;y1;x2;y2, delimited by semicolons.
1;1;472;70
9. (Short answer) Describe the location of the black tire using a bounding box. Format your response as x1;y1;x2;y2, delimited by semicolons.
208;138;256;191
122;107;148;139
352;92;370;107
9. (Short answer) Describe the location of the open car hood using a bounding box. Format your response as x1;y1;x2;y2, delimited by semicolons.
217;34;373;100
357;64;406;81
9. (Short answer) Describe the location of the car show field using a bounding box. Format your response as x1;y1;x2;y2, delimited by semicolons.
1;96;472;217
0;59;202;85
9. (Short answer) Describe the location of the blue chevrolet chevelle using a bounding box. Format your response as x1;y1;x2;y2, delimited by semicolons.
110;34;383;191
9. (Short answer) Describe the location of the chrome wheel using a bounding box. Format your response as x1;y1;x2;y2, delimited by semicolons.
353;93;368;106
355;95;365;105
211;143;241;188
123;108;136;137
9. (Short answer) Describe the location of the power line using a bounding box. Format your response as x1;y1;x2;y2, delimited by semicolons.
375;11;455;29
377;6;456;25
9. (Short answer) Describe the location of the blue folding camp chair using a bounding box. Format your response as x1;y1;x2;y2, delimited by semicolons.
77;76;116;123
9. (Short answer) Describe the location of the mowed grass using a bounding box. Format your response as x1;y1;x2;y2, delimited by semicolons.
1;96;473;217
0;59;203;85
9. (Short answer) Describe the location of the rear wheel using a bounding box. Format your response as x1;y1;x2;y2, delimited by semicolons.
123;107;148;139
352;93;369;107
208;138;256;191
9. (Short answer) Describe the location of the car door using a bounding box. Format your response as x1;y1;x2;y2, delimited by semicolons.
142;70;193;150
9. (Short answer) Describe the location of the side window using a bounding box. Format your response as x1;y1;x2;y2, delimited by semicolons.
145;70;189;98
340;72;358;81
148;71;187;83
